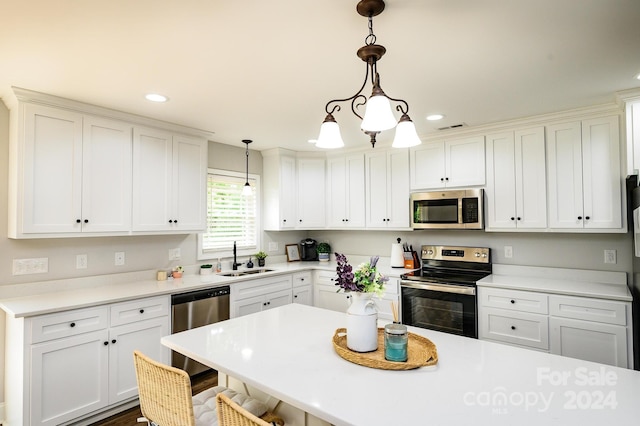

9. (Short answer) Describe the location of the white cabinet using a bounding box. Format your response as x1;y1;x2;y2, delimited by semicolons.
478;287;632;368
230;275;294;318
546;115;622;230
296;157;326;229
549;295;630;367
485;127;547;230
5;296;170;426
410;136;485;190
132;127;207;232
292;271;313;306
478;287;549;350
263;149;297;230
9;103;133;238
326;154;366;228
365;149;410;229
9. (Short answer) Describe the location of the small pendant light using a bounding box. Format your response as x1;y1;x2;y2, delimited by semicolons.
242;139;252;196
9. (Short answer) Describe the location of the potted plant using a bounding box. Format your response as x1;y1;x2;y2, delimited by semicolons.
317;242;331;262
172;266;184;279
255;251;268;267
200;264;213;275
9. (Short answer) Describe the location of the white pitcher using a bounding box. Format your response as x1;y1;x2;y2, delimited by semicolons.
346;292;378;352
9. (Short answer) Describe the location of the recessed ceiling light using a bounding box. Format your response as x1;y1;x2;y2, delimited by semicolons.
426;114;444;121
145;93;168;103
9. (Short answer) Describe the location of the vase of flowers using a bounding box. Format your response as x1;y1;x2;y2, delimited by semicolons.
335;253;388;352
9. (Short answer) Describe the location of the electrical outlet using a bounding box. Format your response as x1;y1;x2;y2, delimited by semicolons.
504;246;513;258
169;248;181;261
76;254;87;269
268;242;278;252
115;252;125;266
12;258;48;275
604;249;617;264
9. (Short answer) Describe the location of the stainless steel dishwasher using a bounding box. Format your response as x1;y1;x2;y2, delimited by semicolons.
171;285;231;376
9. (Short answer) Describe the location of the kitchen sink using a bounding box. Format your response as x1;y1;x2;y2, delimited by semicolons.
219;269;275;277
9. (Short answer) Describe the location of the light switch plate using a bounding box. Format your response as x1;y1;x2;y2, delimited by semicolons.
604;249;617;264
504;246;513;258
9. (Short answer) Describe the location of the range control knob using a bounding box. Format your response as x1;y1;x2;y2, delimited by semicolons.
474;252;481;257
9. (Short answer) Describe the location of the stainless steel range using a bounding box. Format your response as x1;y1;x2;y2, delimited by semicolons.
400;245;491;338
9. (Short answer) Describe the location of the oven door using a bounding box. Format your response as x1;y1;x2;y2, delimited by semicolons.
400;281;477;338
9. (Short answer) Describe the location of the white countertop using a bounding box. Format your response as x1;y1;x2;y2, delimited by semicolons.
477;264;632;301
162;303;640;426
0;259;416;318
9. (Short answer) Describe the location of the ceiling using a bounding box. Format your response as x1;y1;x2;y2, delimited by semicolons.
2;0;640;152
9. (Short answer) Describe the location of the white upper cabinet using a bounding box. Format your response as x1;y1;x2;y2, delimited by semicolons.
410;136;485;190
326;154;366;228
263;149;297;230
365;149;410;229
10;103;132;238
132;128;207;232
546;115;622;230
296;157;326;229
485;127;547;230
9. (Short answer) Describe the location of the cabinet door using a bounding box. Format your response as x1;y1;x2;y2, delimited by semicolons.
132;127;173;231
172;134;207;231
280;156;297;229
581;116;621;229
550;317;628;367
314;285;351;312
546;121;584;229
31;330;109;426
345;154;366;227
264;289;293;310
22;104;83;234
296;157;325;228
485;132;517;229
327;156;347;227
514;127;547;229
109;316;170;403
410;142;446;190
365;151;389;228
232;295;265;317
293;285;313;306
82;117;132;233
445;136;485;188
386;150;410;228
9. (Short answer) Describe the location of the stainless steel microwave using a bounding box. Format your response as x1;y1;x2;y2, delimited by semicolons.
410;189;484;229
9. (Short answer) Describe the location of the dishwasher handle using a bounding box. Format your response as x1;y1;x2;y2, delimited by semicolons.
171;286;231;305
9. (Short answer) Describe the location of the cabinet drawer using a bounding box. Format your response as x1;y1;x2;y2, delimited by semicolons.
31;306;108;343
232;275;293;301
110;295;170;327
479;307;549;350
550;295;628;326
292;271;312;288
314;270;336;286
479;287;548;314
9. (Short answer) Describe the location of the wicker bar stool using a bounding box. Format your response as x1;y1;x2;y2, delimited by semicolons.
133;350;284;426
217;393;274;426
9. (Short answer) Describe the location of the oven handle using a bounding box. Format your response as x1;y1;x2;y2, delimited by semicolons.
400;281;476;296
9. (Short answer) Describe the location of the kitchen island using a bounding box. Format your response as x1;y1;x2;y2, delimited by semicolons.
161;303;640;426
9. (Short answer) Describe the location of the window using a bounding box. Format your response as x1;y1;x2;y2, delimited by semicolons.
197;169;260;260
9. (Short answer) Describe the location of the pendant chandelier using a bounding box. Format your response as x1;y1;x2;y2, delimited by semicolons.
316;0;421;149
241;139;252;196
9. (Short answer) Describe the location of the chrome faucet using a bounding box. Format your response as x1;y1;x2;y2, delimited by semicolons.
232;241;242;270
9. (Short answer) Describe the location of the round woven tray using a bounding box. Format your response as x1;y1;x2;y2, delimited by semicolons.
332;327;438;370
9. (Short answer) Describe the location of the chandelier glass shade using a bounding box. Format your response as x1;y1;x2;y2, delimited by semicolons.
317;0;421;149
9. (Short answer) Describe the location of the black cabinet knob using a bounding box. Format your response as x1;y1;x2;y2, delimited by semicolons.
585;216;590;220
103;341;109;346
294;295;298;298
440;178;444;181
445;177;449;181
111;339;116;344
578;216;583;220
70;322;76;328
283;219;287;223
510;300;515;304
511;326;516;330
168;219;174;223
174;219;178;223
76;219;81;223
510;217;515;221
84;219;89;223
139;309;144;314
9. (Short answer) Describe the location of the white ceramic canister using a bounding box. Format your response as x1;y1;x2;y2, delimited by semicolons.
346;292;378;352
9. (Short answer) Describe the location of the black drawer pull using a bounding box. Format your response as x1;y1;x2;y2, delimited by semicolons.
510;300;515;304
70;322;76;328
511;326;516;330
139;309;145;314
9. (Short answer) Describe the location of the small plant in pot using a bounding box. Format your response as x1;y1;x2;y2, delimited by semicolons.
317;242;331;262
255;251;268;267
172;266;184;279
200;264;213;275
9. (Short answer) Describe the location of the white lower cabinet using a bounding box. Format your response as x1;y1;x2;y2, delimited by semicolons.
292;272;313;306
231;275;294;318
478;287;632;368
6;296;170;426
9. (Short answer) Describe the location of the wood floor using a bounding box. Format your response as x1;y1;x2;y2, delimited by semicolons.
89;369;218;426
